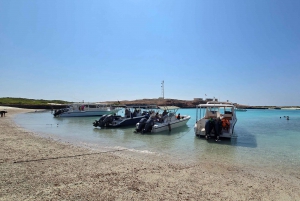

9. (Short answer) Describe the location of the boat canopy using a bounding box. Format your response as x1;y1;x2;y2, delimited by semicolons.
158;106;180;110
124;105;157;109
198;103;234;108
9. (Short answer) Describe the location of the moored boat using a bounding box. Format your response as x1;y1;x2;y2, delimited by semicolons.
194;102;237;140
135;106;191;134
53;103;121;117
92;105;156;128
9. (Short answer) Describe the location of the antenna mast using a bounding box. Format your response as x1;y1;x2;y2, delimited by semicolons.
161;80;164;99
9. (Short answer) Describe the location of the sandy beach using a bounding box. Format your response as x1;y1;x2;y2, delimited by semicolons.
0;108;299;200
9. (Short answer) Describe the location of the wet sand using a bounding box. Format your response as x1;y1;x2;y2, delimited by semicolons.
1;107;299;200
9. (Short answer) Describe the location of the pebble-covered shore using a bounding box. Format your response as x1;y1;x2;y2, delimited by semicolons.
1;107;299;200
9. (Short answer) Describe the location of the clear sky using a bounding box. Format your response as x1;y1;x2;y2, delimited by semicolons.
1;0;300;106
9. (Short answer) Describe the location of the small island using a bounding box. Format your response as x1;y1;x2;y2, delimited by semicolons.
1;97;299;110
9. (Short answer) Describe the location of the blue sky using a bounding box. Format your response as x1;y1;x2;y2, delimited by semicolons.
1;0;299;106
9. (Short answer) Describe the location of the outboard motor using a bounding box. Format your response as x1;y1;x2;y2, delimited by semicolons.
214;118;222;141
142;118;154;134
93;115;108;127
144;113;150;119
53;109;63;117
101;115;114;127
205;119;215;139
135;118;147;133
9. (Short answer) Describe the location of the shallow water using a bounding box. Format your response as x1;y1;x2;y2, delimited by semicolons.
14;109;300;169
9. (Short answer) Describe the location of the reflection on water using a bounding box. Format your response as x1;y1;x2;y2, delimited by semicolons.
14;109;300;168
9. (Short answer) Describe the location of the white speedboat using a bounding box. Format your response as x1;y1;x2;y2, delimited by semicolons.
135;106;191;133
194;102;237;140
53;103;121;117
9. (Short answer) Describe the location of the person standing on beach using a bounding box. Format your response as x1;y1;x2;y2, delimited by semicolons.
0;111;7;117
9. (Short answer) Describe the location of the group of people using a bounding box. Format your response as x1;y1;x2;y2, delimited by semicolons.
78;105;85;111
125;108;186;123
281;116;290;120
150;109;169;123
124;108;142;118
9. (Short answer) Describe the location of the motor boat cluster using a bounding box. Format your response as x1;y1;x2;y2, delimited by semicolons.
91;105;191;134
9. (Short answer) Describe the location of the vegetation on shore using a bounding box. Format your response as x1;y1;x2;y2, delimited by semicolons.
106;98;202;108
1;97;299;109
0;97;69;105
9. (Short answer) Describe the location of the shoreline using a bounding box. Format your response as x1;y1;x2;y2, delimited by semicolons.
2;101;300;110
1;108;299;200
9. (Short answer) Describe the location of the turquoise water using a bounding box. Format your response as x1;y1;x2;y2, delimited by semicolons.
14;109;300;169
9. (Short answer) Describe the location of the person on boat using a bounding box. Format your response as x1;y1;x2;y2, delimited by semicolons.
133;108;140;117
132;109;137;117
176;113;181;120
155;112;162;122
124;108;131;118
162;110;168;117
144;112;150;119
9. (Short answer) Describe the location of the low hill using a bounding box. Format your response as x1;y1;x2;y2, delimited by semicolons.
0;97;70;109
106;98;207;108
2;97;294;109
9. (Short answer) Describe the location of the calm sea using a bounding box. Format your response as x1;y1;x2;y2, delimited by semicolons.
14;109;300;170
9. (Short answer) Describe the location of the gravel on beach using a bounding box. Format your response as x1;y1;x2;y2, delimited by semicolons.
1;107;299;200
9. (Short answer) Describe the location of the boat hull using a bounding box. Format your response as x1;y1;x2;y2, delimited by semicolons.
58;109;120;117
194;119;237;138
151;116;191;133
106;116;146;128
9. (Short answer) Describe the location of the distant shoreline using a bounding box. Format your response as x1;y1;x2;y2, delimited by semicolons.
1;103;300;110
1;97;299;110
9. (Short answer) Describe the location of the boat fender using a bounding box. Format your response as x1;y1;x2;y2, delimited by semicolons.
168;123;171;131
